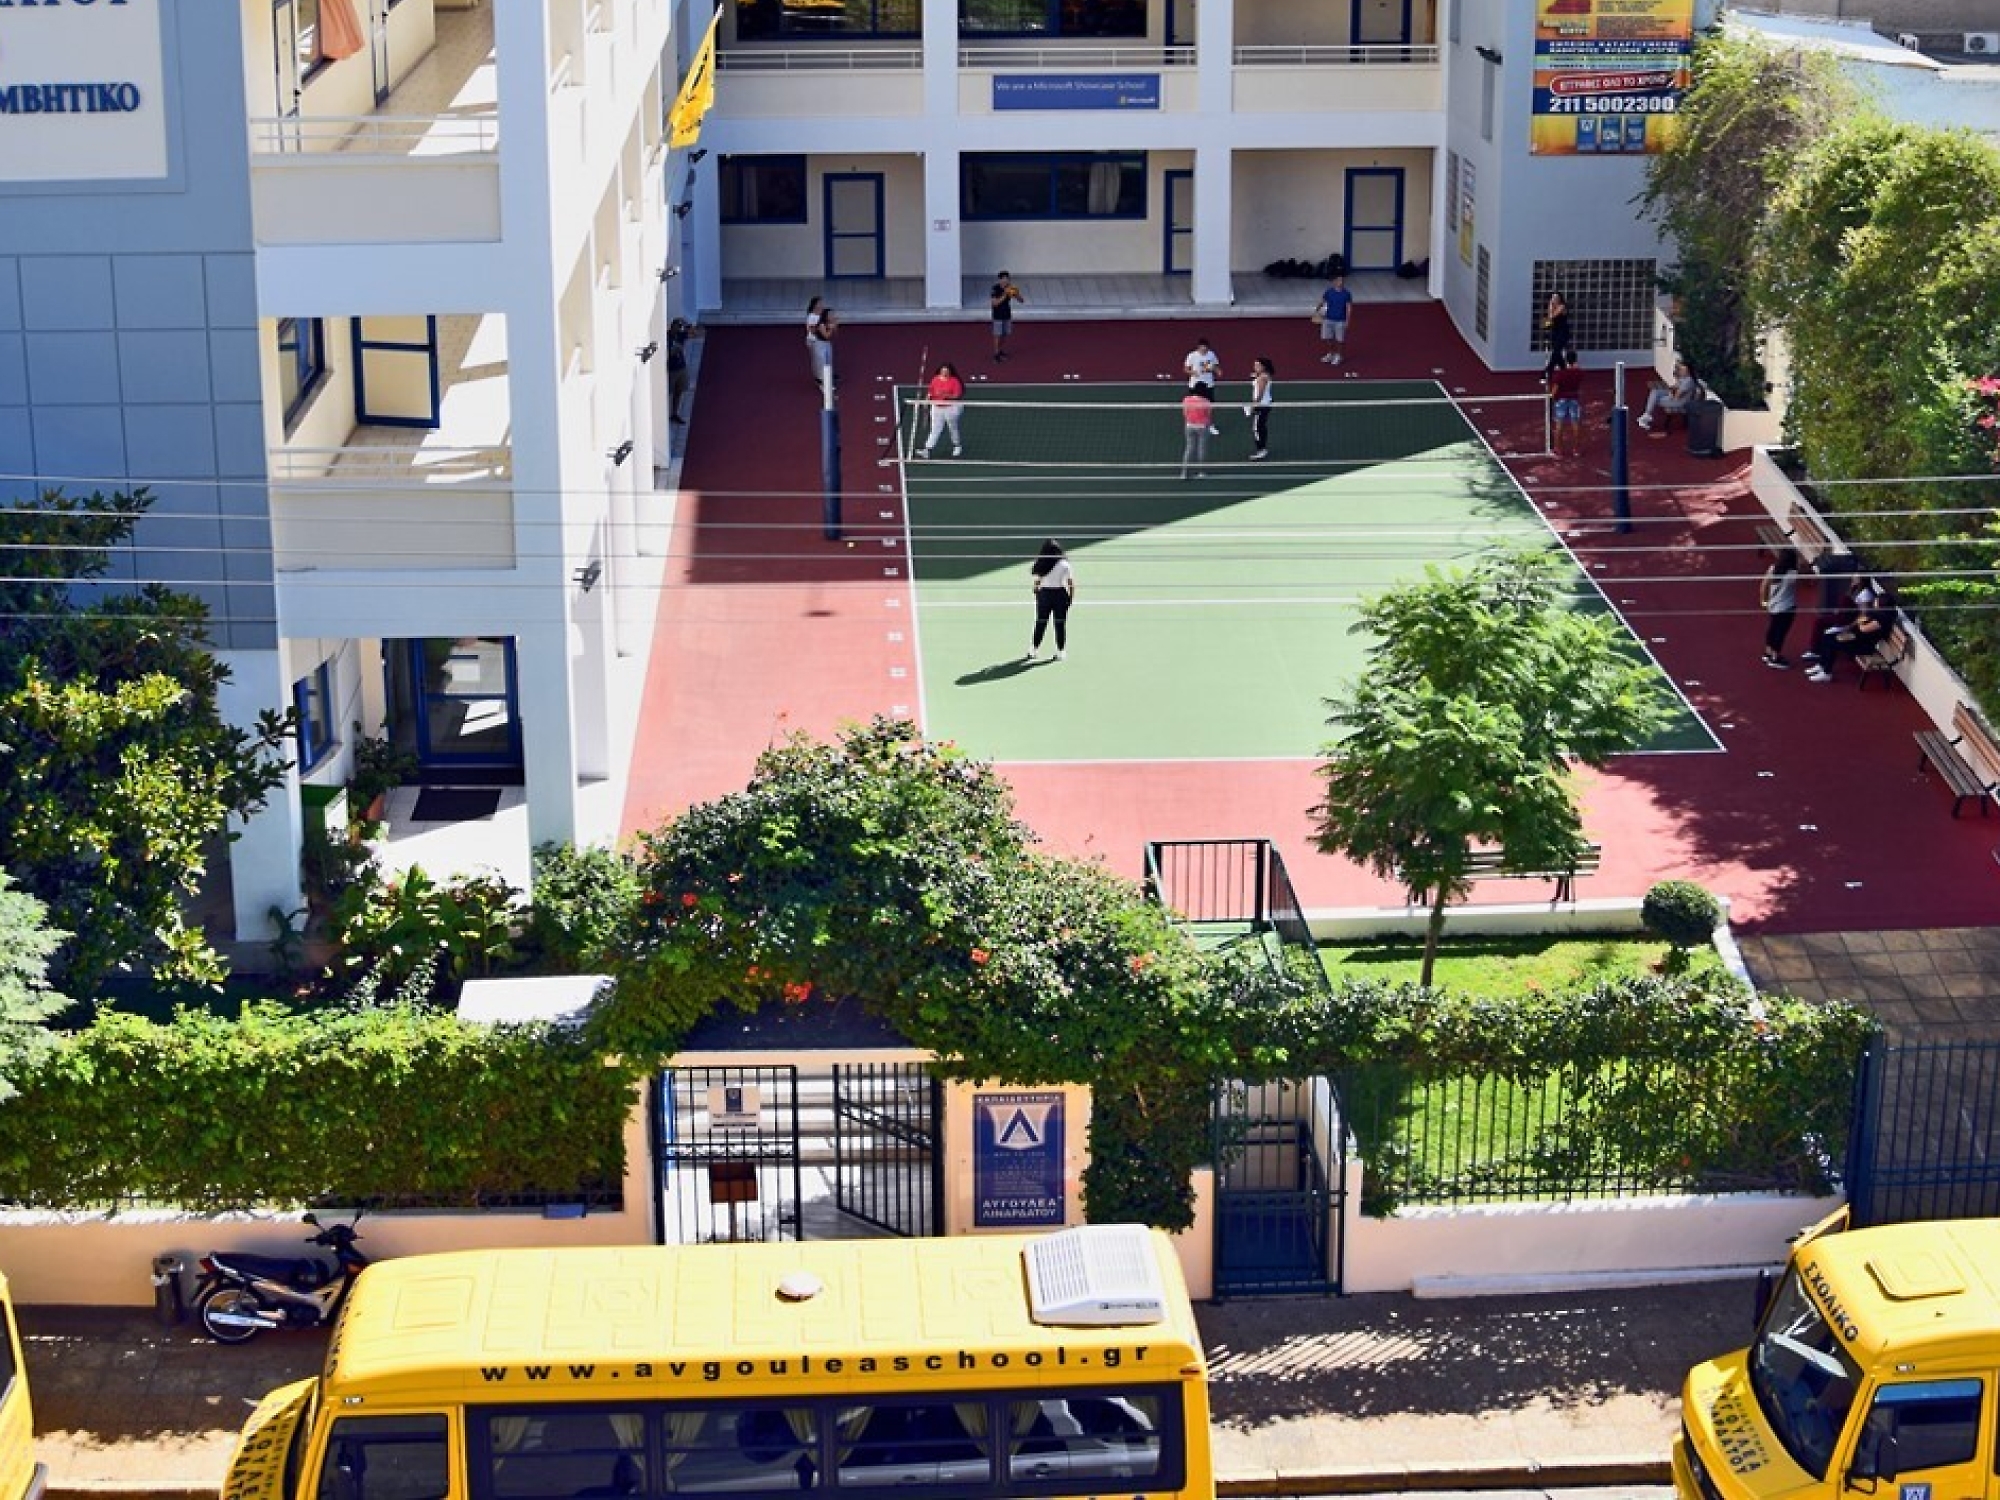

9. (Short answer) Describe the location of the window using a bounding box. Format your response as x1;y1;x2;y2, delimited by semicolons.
296;0;326;79
0;1302;16;1402
1859;1379;1983;1474
277;317;327;430
1532;260;1658;352
735;0;920;39
962;154;1145;221
960;1;1145;37
1445;151;1459;232
293;662;336;771
315;1414;449;1500
720;156;809;224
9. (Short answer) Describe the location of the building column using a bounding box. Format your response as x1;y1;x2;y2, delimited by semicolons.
922;0;963;311
217;648;305;946
1193;0;1236;307
515;621;582;848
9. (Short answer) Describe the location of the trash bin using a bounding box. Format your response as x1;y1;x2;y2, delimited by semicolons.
1686;397;1726;458
151;1253;187;1325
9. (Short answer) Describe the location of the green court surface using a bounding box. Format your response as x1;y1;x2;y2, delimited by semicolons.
899;381;1714;763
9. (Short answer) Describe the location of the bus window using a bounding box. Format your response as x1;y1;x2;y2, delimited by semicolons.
317;1414;449;1500
480;1412;646;1497
1008;1394;1164;1484
677;1407;820;1490
834;1402;991;1488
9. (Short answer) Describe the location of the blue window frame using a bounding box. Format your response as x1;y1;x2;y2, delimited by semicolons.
736;0;920;40
277;317;327;431
720;156;809;224
960;0;1144;37
293;661;337;771
962;154;1146;221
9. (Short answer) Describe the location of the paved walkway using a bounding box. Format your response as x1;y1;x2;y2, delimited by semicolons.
1739;926;2000;1041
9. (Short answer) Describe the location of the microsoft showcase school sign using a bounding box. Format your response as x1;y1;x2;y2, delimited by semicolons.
973;1091;1066;1228
994;74;1159;111
0;0;167;183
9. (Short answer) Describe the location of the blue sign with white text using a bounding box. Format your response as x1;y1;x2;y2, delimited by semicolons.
993;74;1160;111
973;1091;1065;1227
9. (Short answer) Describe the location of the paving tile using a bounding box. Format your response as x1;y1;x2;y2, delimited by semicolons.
1798;933;1855;956
1841;932;1890;954
1888;950;1944;977
1753;935;1812;960
1907;997;1969;1027
1876;931;1935;954
1914;928;1978;951
1929;949;1994;977
1943;973;1998;1000
1901;972;1959;1001
1851;952;1908;979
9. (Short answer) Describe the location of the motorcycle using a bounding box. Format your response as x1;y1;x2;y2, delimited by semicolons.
192;1212;369;1344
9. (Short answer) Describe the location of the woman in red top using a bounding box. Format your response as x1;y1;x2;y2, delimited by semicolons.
921;362;966;458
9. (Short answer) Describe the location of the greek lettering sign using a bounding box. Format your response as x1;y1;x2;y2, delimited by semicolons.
0;0;168;182
706;1084;762;1130
973;1090;1064;1228
1531;0;1693;156
993;75;1160;111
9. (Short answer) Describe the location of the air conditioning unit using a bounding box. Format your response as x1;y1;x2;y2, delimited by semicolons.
1896;32;1921;51
1966;31;2000;54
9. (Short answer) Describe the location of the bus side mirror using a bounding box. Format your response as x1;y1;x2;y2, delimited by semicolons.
1752;1268;1778;1328
1849;1419;1899;1488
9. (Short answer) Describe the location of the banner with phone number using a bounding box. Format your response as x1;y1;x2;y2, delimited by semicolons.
1531;0;1694;156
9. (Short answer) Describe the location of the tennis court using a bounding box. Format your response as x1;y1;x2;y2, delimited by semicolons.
896;379;1716;763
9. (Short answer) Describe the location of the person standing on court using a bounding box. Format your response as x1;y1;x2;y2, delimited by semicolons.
1246;357;1274;460
1541;291;1572;383
1180;382;1214;479
804;296;825;382
990;271;1024;361
808;303;837;388
1315;274;1352;366
1760;547;1802;669
1027;539;1075;662
921;361;966;458
1184;337;1222;435
1548;349;1584;457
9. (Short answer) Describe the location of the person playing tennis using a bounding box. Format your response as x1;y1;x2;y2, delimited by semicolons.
921;362;966;458
1026;539;1075;662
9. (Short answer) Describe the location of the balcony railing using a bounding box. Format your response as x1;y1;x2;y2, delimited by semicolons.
248;113;501;157
269;445;513;484
1234;43;1440;66
960;43;1194;68
719;46;924;71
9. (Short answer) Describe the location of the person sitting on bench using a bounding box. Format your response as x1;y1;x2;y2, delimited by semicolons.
1807;580;1897;684
1637;360;1701;432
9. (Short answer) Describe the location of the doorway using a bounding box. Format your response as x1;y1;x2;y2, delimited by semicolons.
1344;167;1405;273
1163;170;1194;276
369;0;392;105
352;316;440;427
388;637;524;780
1352;0;1413;46
823;173;885;281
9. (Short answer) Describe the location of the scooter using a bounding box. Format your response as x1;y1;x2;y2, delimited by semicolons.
192;1212;369;1344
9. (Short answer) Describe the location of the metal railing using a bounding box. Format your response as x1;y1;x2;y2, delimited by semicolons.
1143;838;1333;1001
268;445;513;484
719;46;924;71
248;113;500;156
958;43;1194;68
1233;42;1440;67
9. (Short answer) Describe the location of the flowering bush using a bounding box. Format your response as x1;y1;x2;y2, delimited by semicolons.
1975;376;2000;466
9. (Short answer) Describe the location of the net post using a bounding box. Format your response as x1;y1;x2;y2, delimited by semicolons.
820;365;842;542
1610;361;1632;535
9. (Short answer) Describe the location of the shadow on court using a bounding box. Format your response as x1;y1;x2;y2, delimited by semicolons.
955;658;1044;686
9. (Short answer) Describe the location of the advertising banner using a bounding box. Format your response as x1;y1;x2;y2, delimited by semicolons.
994;75;1161;111
1531;0;1694;156
973;1091;1065;1228
0;0;168;182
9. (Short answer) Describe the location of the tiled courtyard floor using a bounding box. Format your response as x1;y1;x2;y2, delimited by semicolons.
1740;926;2000;1041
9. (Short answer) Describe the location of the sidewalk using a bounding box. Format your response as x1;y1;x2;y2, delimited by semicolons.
25;1279;1744;1497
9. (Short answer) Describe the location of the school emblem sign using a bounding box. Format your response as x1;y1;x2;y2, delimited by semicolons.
0;0;168;183
973;1091;1065;1228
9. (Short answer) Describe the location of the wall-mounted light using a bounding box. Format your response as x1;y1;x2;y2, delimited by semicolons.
688;148;708;165
1475;44;1503;63
574;559;604;593
658;265;679;282
673;200;694;220
636;341;660;363
608;440;635;466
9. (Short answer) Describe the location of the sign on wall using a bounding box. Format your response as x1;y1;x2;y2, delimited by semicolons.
994;75;1160;111
973;1090;1065;1228
1457;159;1476;267
1530;0;1693;157
0;0;168;183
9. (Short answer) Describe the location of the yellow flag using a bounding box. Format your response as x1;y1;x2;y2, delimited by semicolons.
668;11;721;150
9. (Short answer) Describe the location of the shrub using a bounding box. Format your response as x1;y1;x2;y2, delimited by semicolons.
528;842;640;972
1642;879;1723;972
332;864;524;1002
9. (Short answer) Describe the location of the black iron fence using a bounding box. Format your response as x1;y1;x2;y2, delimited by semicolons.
1847;1038;2000;1226
1143;838;1268;925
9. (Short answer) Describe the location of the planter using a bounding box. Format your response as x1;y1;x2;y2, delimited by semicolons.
1652;299;1788;453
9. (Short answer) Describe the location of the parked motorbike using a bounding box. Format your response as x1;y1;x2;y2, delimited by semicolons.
192;1212;369;1344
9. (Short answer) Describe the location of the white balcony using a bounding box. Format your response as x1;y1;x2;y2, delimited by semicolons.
1231;44;1442;113
716;47;925;118
271;444;516;572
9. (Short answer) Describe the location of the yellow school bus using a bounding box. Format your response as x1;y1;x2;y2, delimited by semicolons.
222;1226;1212;1500
0;1270;44;1500
1676;1209;2000;1500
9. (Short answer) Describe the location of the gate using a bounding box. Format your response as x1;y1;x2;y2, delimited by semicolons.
831;1062;943;1238
1211;1077;1345;1296
655;1064;803;1244
1847;1038;2000;1226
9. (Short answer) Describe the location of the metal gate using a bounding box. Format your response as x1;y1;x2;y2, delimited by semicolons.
1847;1038;2000;1226
1212;1077;1344;1296
655;1065;803;1244
831;1062;943;1238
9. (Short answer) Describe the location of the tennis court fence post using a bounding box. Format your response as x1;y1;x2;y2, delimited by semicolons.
1610;361;1632;535
820;365;842;541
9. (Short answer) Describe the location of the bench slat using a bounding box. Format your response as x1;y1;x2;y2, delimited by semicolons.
1915;709;2000;818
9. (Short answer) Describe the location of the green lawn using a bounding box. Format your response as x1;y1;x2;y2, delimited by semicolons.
1319;931;1725;995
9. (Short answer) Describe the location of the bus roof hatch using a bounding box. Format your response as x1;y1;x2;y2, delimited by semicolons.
1024;1226;1168;1327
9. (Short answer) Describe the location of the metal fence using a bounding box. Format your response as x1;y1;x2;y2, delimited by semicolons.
1335;1051;1835;1213
1847;1038;2000;1226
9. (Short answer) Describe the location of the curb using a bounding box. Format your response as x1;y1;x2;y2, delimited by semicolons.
1219;1457;1674;1495
49;1488;218;1500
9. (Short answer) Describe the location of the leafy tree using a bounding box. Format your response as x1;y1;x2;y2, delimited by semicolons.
0;871;67;1101
1640;32;1855;408
1313;550;1672;988
0;487;293;988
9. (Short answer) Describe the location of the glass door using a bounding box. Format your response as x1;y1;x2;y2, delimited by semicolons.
1344;167;1405;273
398;638;523;773
1163;170;1194;276
823;173;885;281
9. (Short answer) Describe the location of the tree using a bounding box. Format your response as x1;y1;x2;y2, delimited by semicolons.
1313;550;1672;988
0;487;293;988
1640;32;1855;409
0;871;67;1102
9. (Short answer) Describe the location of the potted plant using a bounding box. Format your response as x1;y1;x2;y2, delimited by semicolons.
349;732;418;833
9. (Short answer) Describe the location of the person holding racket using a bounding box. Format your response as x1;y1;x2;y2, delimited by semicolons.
921;361;966;458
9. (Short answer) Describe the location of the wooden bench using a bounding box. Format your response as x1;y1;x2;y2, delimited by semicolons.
1755;502;1837;566
1447;843;1604;904
1915;703;2000;819
1856;620;1910;692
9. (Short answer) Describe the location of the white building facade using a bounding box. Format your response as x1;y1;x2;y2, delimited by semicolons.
0;0;694;942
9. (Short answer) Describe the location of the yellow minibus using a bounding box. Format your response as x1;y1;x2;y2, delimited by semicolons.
1676;1209;2000;1500
222;1226;1212;1500
0;1269;44;1500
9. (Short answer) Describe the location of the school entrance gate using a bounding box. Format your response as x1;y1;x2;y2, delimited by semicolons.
654;1061;943;1243
1846;1038;2000;1226
1211;1077;1346;1296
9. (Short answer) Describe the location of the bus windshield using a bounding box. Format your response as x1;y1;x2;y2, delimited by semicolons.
1747;1269;1863;1480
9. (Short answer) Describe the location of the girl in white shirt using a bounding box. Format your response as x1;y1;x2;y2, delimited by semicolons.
1027;539;1076;662
1247;357;1274;460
